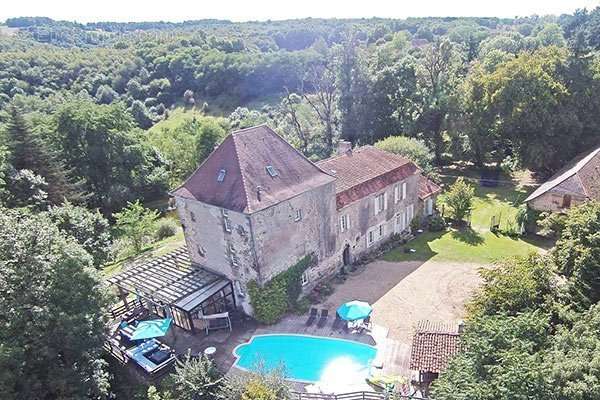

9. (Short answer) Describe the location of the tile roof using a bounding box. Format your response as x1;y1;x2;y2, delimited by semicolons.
316;146;420;209
418;176;442;200
525;147;600;203
409;320;462;374
172;125;336;213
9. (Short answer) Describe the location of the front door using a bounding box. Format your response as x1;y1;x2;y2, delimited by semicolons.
342;244;351;266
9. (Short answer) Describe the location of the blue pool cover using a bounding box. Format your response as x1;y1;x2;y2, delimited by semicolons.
233;334;377;383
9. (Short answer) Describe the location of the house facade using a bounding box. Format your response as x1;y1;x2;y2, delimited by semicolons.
172;125;440;315
526;147;600;212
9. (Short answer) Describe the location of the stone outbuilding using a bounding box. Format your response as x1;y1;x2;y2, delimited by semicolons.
526;147;600;212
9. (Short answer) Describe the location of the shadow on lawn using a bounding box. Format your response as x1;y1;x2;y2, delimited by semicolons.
450;226;484;245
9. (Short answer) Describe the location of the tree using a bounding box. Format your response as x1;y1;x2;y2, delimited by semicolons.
468;254;556;317
415;39;459;164
374;136;436;177
4;169;48;209
220;364;292;400
3;104;84;206
53;99;168;214
161;354;223;400
114;200;159;253
130;99;154;129
443;177;474;223
554;201;600;308
0;208;111;399
432;310;553;400
47;202;112;268
301;58;339;156
95;84;118;104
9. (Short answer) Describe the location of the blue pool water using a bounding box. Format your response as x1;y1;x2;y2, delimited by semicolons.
233;334;377;383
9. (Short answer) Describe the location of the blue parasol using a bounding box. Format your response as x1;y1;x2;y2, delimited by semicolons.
336;300;372;321
129;318;172;341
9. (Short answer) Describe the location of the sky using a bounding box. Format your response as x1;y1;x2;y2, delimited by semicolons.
1;0;600;23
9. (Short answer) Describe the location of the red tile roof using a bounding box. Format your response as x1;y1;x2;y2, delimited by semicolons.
409;320;462;374
419;176;442;200
172;125;335;213
316;146;420;209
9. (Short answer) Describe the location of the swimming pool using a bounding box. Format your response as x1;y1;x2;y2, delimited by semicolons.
233;334;377;383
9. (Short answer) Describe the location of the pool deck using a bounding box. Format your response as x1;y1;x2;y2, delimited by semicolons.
225;313;410;392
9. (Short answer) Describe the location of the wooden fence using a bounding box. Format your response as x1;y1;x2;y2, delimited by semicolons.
292;391;427;400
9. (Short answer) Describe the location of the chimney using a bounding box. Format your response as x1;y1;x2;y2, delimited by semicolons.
337;140;352;155
457;320;465;334
256;186;263;202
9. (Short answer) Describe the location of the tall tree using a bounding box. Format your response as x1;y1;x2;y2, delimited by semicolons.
3;104;84;205
0;208;111;399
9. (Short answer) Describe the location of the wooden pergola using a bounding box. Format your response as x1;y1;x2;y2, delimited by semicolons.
108;247;235;332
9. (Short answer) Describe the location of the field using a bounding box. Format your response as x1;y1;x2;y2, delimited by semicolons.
383;177;551;264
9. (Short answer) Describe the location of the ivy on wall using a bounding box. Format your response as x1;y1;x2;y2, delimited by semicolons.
247;254;316;324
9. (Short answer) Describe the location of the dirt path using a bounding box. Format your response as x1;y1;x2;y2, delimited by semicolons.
319;259;482;344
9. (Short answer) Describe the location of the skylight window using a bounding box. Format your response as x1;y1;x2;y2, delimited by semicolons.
217;169;226;182
266;165;278;177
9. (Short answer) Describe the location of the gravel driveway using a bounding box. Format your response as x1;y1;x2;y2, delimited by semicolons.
319;259;482;344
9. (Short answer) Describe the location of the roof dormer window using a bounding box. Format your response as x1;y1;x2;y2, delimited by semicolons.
266;165;278;177
217;169;226;182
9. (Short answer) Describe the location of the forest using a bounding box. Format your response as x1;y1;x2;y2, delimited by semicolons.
3;7;600;400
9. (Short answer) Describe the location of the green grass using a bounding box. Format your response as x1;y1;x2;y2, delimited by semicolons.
148;107;205;134
383;179;552;264
102;226;185;279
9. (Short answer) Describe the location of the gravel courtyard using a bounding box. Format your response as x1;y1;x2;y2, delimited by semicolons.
318;259;482;344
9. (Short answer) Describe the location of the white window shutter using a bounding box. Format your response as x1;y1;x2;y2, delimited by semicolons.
402;182;407;200
374;198;378;215
384;193;388;210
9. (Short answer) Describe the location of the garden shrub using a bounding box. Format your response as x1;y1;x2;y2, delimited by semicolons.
248;254;315;324
155;218;178;240
428;214;446;231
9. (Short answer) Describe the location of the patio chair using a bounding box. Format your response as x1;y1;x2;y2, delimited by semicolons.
305;308;318;327
363;316;372;330
317;309;329;328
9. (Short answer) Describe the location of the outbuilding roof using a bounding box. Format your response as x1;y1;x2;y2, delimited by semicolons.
172;125;336;214
409;320;462;374
316;146;420;209
525;147;600;203
419;176;442;200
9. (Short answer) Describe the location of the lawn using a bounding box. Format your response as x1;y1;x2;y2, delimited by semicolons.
384;178;551;264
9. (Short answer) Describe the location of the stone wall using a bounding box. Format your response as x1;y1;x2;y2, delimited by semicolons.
249;181;337;284
174;197;258;314
528;191;586;212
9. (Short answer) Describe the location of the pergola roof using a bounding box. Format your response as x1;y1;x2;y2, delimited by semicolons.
409;320;462;374
108;247;230;312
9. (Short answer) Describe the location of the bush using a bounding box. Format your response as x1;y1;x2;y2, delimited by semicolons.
537;211;566;238
428;214;446;231
155;218;178;240
248;254;315;324
443;177;475;224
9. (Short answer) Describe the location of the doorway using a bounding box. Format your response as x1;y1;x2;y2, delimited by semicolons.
343;244;351;266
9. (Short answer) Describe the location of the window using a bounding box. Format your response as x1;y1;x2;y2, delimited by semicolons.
301;271;310;286
395;212;404;233
340;214;349;232
190;211;196;222
217;169;226;182
266;165;278;177
426;198;434;216
394;185;400;203
375;193;386;214
222;209;232;233
229;244;239;267
406;204;414;229
197;245;206;257
367;222;386;247
294;209;302;222
367;229;376;247
401;182;407;200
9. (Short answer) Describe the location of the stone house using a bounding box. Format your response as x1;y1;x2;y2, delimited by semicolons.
172;125;440;315
525;147;600;212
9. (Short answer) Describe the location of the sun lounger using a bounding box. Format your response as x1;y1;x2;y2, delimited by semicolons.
317;309;329;328
305;308;318;326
